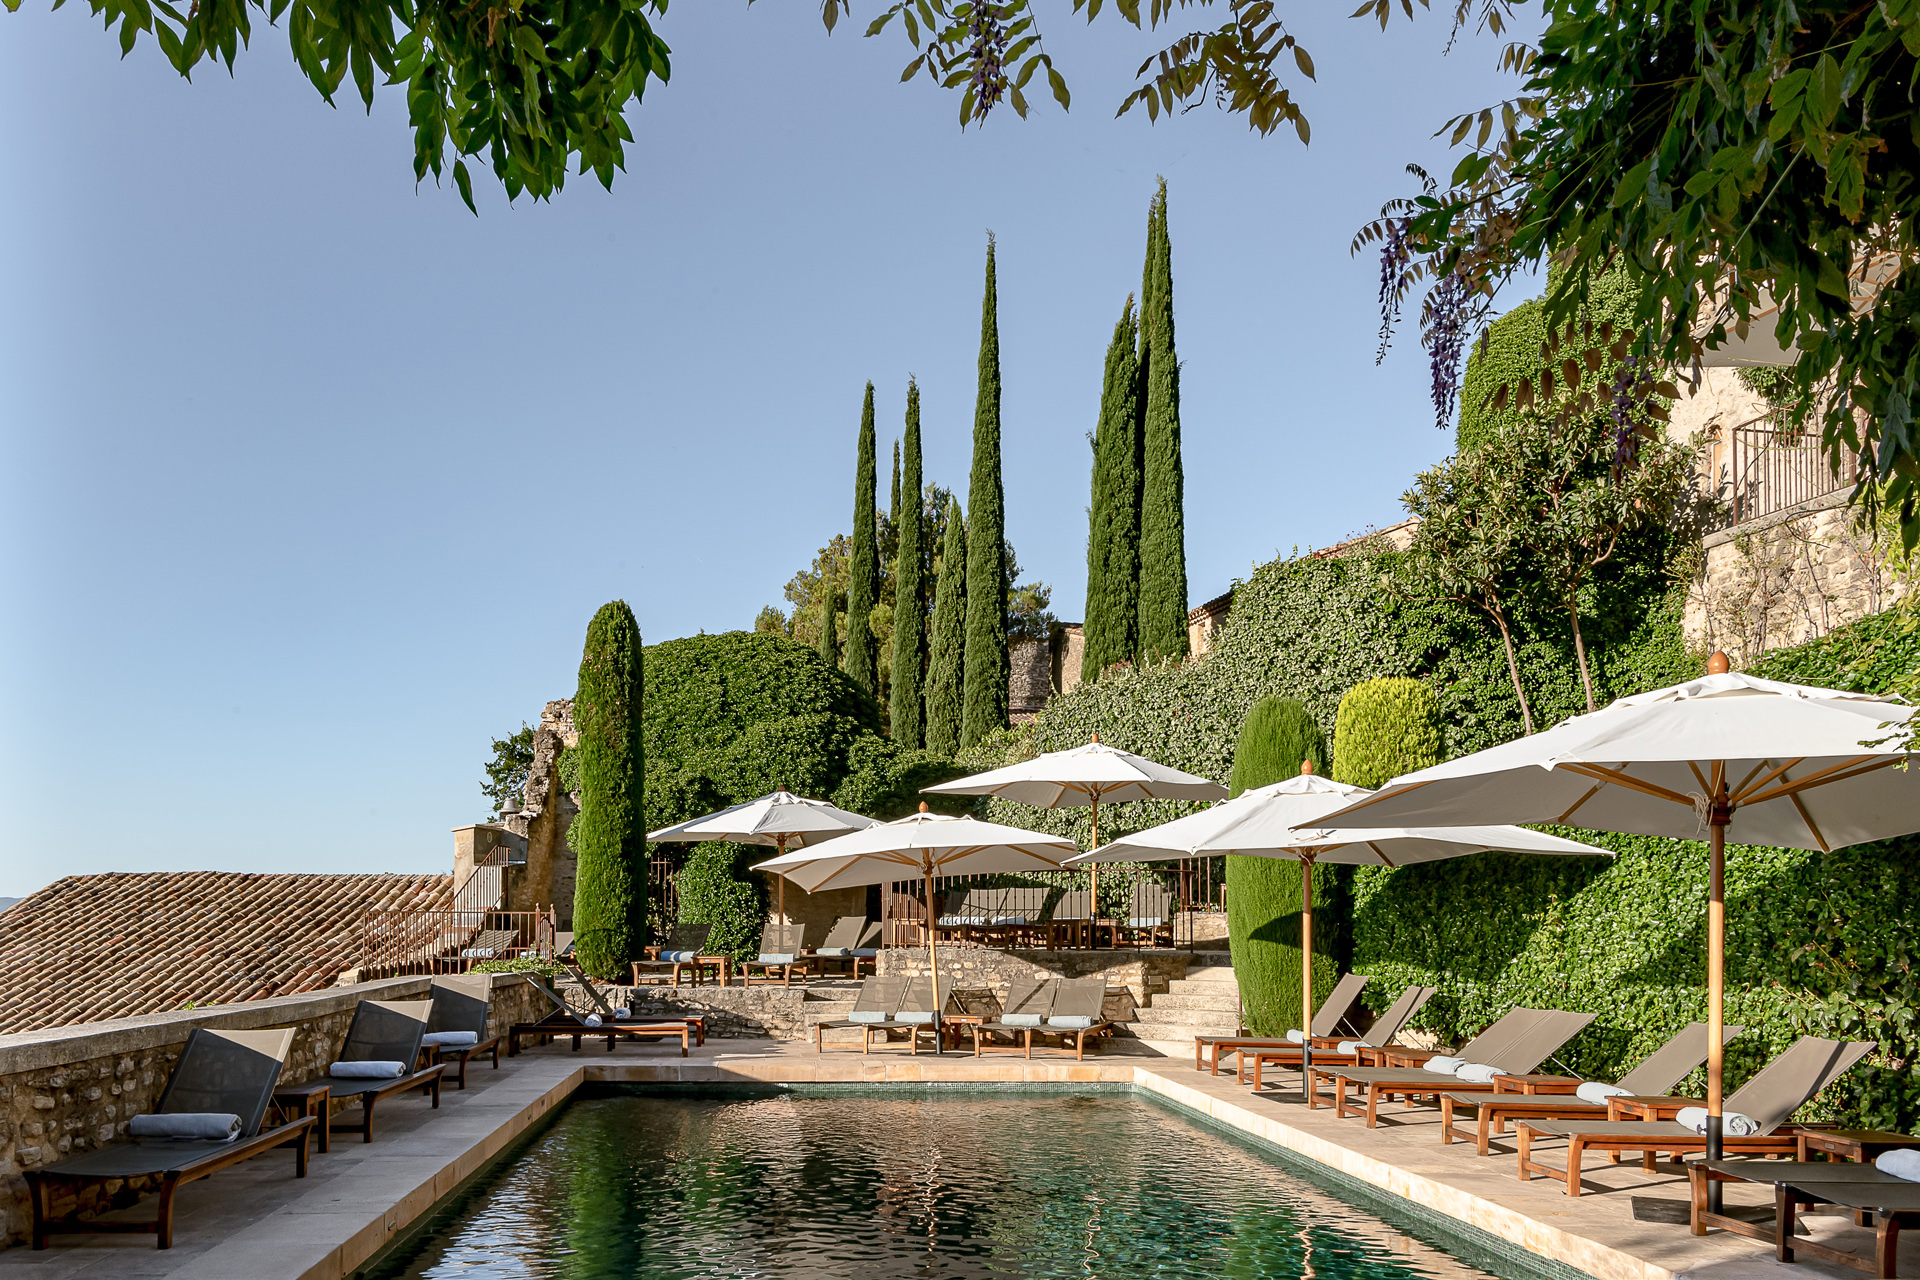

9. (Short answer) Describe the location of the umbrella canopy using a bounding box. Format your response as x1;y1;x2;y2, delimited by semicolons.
1066;769;1607;1080
646;789;877;847
922;736;1226;912
752;806;1079;1053
1314;657;1920;1160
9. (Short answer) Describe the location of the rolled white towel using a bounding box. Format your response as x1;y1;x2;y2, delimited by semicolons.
1674;1106;1761;1136
1286;1029;1306;1044
612;1007;632;1020
1336;1040;1372;1055
330;1060;406;1079
1421;1056;1468;1075
585;1014;603;1027
420;1031;479;1048
1876;1149;1920;1182
129;1112;241;1142
1454;1063;1504;1084
1576;1081;1632;1106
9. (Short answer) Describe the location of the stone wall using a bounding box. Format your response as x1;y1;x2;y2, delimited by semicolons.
0;972;544;1249
878;945;1196;1010
587;983;813;1040
501;699;580;926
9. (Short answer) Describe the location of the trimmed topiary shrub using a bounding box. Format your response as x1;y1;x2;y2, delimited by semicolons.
1332;677;1443;789
1225;698;1336;1036
570;601;649;981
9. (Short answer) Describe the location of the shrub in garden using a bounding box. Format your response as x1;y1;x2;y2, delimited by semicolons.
1332;677;1443;789
570;600;648;981
1225;698;1335;1036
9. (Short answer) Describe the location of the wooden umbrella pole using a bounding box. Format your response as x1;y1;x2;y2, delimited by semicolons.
1706;773;1729;1210
1089;795;1101;950
1300;854;1315;1092
924;857;943;1055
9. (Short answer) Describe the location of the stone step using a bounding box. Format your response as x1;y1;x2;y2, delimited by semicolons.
1149;990;1242;1013
1113;1017;1236;1042
1128;1011;1240;1036
1182;965;1239;983
801;1002;857;1024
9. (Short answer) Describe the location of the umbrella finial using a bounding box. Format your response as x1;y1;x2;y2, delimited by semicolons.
1707;650;1730;675
1301;758;1315;775
1091;732;1100;743
919;801;929;813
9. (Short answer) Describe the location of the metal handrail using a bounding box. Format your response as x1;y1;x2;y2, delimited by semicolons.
1722;409;1858;528
358;906;556;976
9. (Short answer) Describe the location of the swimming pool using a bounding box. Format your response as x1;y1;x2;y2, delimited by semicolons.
367;1089;1566;1280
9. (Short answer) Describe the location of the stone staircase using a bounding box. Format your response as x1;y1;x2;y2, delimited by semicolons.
1120;962;1241;1054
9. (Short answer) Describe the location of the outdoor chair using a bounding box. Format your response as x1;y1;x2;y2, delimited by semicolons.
812;974;909;1053
809;916;882;978
1197;972;1371;1075
1697;1161;1920;1275
506;976;707;1056
25;1027;316;1250
863;976;949;1053
1437;1020;1745;1154
994;886;1051;947
1515;1035;1876;1196
1116;885;1175;948
278;999;444;1145
632;923;726;987
741;923;811;987
419;973;503;1089
1230;982;1436;1091
967;974;1056;1056
1323;1007;1598;1124
1046;889;1094;950
1025;977;1113;1060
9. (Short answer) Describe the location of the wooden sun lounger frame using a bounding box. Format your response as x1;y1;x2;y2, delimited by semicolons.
507;1012;704;1056
26;1118;317;1250
1516;1117;1812;1196
282;1065;445;1144
1771;1179;1920;1279
424;1036;503;1088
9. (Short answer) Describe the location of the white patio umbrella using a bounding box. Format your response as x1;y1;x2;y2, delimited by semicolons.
922;735;1227;914
1314;654;1920;1160
646;788;878;926
1066;763;1609;1081
752;804;1079;1052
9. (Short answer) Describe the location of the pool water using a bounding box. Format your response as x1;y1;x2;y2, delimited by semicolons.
368;1091;1530;1280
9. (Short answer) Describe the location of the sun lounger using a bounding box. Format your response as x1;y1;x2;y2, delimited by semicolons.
1116;885;1175;948
419;973;503;1089
812;974;909;1052
1324;1008;1596;1124
506;976;706;1055
968;974;1056;1057
298;999;445;1144
460;927;521;960
1439;1021;1746;1153
988;886;1050;947
1234;983;1437;1090
1717;1164;1920;1276
1515;1035;1876;1196
861;975;949;1053
1196;972;1373;1075
1046;889;1095;949
24;1027;316;1250
741;923;811;987
1027;977;1114;1060
631;923;726;986
809;916;883;979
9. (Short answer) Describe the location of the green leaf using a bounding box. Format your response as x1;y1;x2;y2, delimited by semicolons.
1810;53;1844;126
1293;44;1313;79
453;158;476;214
1047;62;1069;109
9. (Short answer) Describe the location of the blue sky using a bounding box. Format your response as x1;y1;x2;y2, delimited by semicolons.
0;0;1531;896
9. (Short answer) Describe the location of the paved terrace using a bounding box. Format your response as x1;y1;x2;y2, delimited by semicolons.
0;1038;1904;1280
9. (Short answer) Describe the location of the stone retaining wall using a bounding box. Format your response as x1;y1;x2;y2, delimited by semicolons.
0;972;544;1249
587;983;812;1040
879;946;1196;1008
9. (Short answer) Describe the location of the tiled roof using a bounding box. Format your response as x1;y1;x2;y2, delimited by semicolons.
0;872;452;1034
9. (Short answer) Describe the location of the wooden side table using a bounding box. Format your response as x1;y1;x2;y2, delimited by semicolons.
1798;1129;1920;1163
272;1081;332;1155
1491;1073;1583;1095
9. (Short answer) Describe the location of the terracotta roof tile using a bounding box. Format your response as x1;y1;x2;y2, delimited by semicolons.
0;872;452;1034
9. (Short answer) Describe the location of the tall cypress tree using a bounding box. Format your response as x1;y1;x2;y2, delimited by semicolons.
961;237;1009;747
891;380;928;748
926;499;967;757
888;438;902;565
569;600;647;980
1137;179;1190;664
1082;295;1143;682
845;382;880;696
819;589;838;666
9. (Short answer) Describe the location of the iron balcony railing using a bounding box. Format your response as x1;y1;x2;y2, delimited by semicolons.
1721;410;1860;528
359;906;556;976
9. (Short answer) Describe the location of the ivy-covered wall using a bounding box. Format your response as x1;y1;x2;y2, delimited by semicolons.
961;539;1920;1127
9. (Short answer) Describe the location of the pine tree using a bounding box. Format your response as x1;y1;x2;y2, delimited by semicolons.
845;382;880;696
961;237;1009;747
819;589;838;666
891;380;928;748
1137;179;1190;665
926;499;967;757
569;600;648;980
1082;295;1143;682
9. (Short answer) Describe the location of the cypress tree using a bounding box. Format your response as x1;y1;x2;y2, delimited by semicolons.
891;380;928;748
961;236;1009;747
845;382;880;696
1082;296;1143;681
569;600;648;981
926;499;967;757
819;589;838;666
1137;179;1190;665
1223;698;1333;1036
888;438;902;564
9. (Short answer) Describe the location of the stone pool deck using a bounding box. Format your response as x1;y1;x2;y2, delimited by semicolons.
0;1037;1906;1280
